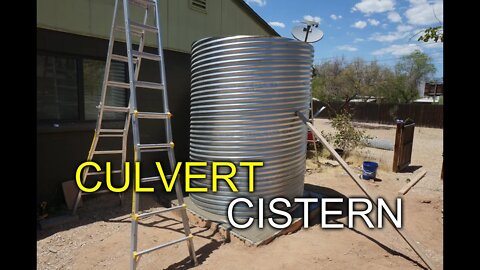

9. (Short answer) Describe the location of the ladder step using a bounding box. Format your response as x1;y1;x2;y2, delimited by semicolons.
135;236;191;257
135;112;170;119
132;50;161;61
99;129;125;133
111;54;138;64
107;81;130;89
115;26;142;37
129;21;158;33
136;81;164;90
81;189;112;195
140;175;172;183
129;0;156;8
137;143;171;152
99;134;124;138
93;150;123;155
87;170;122;176
103;106;130;113
136;205;185;220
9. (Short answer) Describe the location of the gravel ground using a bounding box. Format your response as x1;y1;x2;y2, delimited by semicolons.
313;118;443;195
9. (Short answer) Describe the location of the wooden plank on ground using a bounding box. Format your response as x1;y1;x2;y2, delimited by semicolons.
398;169;427;195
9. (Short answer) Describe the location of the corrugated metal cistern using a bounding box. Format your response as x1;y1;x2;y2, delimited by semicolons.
189;36;314;218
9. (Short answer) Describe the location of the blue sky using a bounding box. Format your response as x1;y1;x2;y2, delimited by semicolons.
245;0;443;78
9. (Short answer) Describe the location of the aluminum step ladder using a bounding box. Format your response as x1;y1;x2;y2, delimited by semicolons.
72;0;198;268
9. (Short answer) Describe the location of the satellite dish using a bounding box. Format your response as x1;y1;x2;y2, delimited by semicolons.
291;25;324;43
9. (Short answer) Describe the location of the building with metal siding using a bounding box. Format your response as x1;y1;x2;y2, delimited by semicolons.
36;0;279;207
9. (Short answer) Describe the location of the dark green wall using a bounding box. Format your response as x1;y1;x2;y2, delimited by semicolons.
37;28;192;206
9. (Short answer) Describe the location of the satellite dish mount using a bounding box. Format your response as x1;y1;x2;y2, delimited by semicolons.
303;23;318;42
291;19;324;43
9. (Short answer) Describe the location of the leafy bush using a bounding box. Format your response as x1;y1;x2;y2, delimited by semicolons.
322;112;372;156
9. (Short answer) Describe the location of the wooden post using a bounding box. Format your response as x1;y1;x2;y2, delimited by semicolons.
392;121;404;172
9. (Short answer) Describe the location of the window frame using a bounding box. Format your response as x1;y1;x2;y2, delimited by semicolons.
37;50;128;125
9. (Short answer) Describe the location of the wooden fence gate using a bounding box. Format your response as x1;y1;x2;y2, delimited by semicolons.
392;120;415;172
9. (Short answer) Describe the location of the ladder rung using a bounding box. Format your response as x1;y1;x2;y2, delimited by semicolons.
132;50;161;61
136;205;185;220
82;189;112;195
115;26;142;37
103;106;130;113
140;175;172;183
129;0;156;8
137;143;171;152
107;81;130;89
87;170;122;176
99;129;125;133
111;54;138;64
136;81;164;90
99;134;124;137
135;236;190;257
129;21;158;33
93;150;123;155
135;112;170;119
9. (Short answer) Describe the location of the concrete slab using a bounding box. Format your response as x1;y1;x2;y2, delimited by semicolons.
174;190;323;246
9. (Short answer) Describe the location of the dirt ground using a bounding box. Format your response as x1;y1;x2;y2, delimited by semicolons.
37;119;443;270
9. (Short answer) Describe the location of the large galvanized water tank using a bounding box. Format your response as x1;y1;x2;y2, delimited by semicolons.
189;36;313;218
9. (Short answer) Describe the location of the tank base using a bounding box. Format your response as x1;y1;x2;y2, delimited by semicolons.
172;190;323;246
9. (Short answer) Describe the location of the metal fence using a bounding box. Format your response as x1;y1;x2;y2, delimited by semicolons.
315;102;443;128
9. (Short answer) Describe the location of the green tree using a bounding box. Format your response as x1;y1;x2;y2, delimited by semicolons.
313;57;391;109
312;57;348;112
390;50;436;103
418;26;443;43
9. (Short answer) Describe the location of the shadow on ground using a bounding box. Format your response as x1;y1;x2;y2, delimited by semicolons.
398;165;423;173
37;189;177;240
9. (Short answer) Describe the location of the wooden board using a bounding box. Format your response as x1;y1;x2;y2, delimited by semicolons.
62;180;82;210
398;170;427;195
393;121;415;172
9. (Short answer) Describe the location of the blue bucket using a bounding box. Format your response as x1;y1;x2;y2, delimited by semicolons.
362;161;378;180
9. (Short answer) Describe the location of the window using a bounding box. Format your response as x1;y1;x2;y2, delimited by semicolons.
37;55;78;121
190;0;207;13
83;59;127;120
37;53;128;122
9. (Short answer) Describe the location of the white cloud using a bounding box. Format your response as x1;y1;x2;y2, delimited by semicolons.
405;0;443;25
268;21;285;28
246;0;266;7
352;20;368;29
352;0;395;14
354;38;365;43
422;42;443;49
387;12;402;23
396;24;414;32
382;23;388;28
370;31;408;42
303;15;321;24
337;45;358;52
330;14;342;20
372;44;422;56
368;18;380;26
